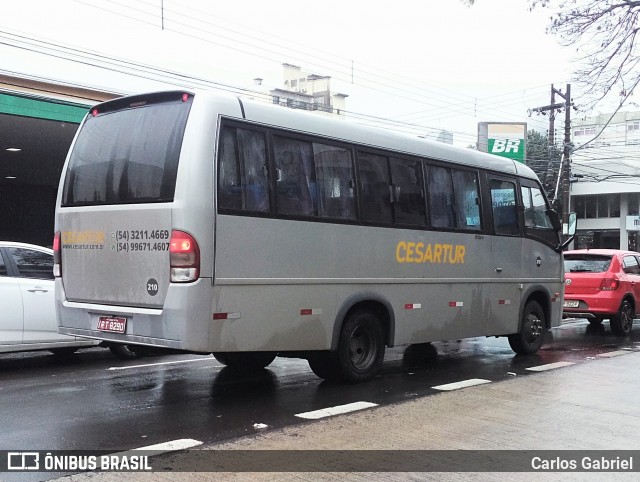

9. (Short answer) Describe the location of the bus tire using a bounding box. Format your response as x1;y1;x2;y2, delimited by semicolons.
109;343;140;360
508;300;546;355
307;353;340;381
335;309;385;383
610;299;634;336
212;352;276;370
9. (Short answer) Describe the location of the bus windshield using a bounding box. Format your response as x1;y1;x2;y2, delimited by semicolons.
62;94;191;206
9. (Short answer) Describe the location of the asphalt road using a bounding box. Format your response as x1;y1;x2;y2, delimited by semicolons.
1;318;639;481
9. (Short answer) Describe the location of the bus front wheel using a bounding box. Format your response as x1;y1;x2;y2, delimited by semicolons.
508;300;546;355
213;352;276;370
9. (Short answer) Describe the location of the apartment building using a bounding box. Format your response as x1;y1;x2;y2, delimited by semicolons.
253;63;348;116
570;111;640;249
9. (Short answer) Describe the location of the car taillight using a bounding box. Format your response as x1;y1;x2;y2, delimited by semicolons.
170;230;200;282
53;231;61;277
600;277;619;291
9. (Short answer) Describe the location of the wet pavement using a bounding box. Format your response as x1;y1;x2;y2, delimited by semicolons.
3;318;639;455
47;331;640;481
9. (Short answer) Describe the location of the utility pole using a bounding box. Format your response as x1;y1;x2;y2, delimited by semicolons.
548;88;556;148
529;84;573;229
561;84;572;229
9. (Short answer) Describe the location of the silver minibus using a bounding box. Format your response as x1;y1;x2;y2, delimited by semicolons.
54;90;564;382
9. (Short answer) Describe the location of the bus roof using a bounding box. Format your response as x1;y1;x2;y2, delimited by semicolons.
93;89;540;181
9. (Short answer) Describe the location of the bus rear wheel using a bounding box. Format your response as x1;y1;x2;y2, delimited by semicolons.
508;300;546;355
309;309;385;383
307;353;340;380
213;352;276;370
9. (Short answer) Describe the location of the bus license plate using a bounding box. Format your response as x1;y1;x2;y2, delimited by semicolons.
563;300;579;308
97;316;127;333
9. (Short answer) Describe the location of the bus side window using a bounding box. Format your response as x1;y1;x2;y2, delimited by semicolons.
358;152;393;224
390;157;426;226
427;165;456;229
313;143;357;220
522;185;554;229
218;126;270;212
490;179;519;235
452;169;481;230
273;137;316;217
218;126;242;210
521;186;534;227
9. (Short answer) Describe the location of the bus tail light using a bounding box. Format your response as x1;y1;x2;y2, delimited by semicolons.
53;231;61;277
600;277;619;291
170;230;200;282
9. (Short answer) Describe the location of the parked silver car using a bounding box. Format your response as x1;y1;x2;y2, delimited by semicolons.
0;241;137;358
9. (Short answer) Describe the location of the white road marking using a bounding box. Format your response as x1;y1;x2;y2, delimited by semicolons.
295;401;378;420
109;439;203;459
432;378;491;391
597;350;632;358
526;361;575;372
132;438;203;452
107;357;213;371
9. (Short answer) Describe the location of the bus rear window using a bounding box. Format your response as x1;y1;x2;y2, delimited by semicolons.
61;95;191;206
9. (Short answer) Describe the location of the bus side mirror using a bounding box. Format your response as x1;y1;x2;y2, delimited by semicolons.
565;212;577;236
560;212;577;251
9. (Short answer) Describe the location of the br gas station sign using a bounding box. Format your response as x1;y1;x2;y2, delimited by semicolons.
478;122;527;163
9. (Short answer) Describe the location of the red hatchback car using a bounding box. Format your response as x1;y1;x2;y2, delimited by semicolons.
563;249;640;336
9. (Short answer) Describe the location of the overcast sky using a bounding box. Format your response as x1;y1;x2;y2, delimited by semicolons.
0;0;583;147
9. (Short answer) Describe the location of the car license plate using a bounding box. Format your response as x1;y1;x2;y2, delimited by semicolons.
563;300;579;308
97;316;127;333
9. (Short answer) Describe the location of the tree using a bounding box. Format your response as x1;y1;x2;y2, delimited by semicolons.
534;0;640;110
464;1;640;111
525;130;562;204
526;129;551;163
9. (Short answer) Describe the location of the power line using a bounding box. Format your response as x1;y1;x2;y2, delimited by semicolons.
0;28;492;144
75;0;560;127
0;1;571;147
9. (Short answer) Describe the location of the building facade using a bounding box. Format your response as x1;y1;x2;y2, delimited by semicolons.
0;73;119;246
253;63;347;117
570;111;640;250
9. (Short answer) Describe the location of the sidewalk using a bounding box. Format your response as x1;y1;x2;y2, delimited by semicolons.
56;350;640;481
